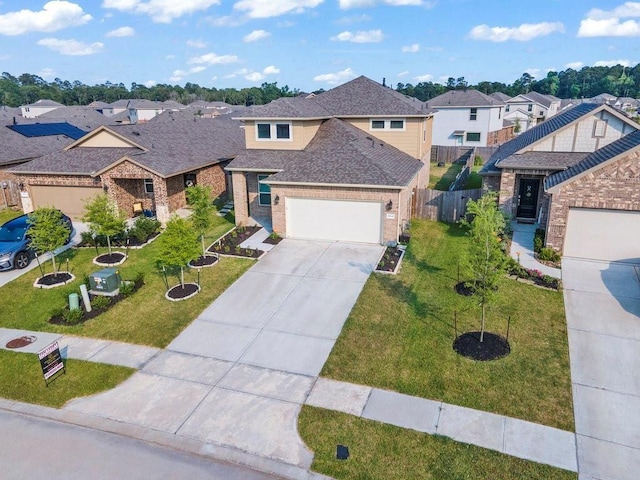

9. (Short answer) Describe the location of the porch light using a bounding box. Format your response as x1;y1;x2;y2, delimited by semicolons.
273;195;280;206
386;200;393;211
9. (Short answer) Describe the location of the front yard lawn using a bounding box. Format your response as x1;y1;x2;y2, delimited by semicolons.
0;214;253;348
320;219;573;431
299;407;577;480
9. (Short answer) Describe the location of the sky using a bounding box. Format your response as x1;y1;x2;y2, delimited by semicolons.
0;0;638;92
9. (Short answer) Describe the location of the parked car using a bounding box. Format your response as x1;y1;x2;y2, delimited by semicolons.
0;211;73;271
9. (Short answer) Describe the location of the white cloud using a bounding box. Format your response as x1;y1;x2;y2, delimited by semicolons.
402;43;419;53
277;20;295;27
524;68;540;78
414;74;433;82
594;58;634;67
188;52;239;65
106;26;135;37
207;15;245;27
331;29;383;43
565;61;584;69
143;80;157;87
187;39;207;48
211;75;218;81
243;65;280;82
233;0;323;18
313;67;356;84
37;37;104;55
263;65;280;74
38;68;56;80
169;66;206;82
0;1;92;35
339;0;425;8
335;14;371;24
397;70;409;77
578;3;640;37
468;22;565;42
234;68;251;75
245;72;264;81
243;29;271;42
102;0;221;23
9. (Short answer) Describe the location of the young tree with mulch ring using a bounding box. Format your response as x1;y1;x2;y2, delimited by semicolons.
156;216;201;291
27;207;71;277
462;192;508;343
185;184;214;259
82;194;126;257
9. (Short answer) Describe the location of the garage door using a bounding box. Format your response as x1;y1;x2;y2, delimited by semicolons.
286;198;383;244
564;208;640;262
30;185;103;219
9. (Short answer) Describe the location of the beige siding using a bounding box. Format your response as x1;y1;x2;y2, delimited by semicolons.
244;120;322;150
77;131;136;148
345;117;428;159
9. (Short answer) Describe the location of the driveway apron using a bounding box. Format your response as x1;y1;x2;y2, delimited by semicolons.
562;257;640;480
66;239;383;470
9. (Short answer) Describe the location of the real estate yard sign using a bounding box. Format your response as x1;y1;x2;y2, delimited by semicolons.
38;341;65;386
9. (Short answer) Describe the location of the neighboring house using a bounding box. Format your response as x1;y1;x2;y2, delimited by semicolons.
188;100;235;117
504;91;561;132
227;75;434;244
613;97;640;116
127;99;165;123
480;102;640;260
490;92;511;102
87;101;110;114
424;89;511;147
590;93;617;104
162;100;187;111
20;99;65;118
101;99;129;117
9;110;244;221
38;106;113;130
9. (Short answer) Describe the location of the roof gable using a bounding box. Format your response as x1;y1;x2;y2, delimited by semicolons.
64;125;146;150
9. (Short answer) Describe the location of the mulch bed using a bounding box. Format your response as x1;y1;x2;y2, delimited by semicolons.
208;226;264;258
453;331;511;361
455;281;475;296
49;279;144;326
94;252;126;265
77;232;160;249
263;235;282;245
5;335;37;349
166;283;199;301
188;255;218;268
35;272;73;287
376;246;404;273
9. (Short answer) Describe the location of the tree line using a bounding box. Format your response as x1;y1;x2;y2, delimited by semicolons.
1;63;638;108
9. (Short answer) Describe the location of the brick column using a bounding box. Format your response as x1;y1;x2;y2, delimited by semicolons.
231;172;249;226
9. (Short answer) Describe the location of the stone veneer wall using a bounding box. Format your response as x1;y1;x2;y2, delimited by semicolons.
487;126;515;146
546;150;640;251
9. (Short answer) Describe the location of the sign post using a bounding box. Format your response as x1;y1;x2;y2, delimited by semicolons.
38;341;65;386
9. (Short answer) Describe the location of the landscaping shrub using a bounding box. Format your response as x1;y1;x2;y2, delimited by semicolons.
538;247;561;263
63;308;84;325
119;281;135;297
91;295;111;310
473;155;483;166
533;228;545;253
127;216;160;243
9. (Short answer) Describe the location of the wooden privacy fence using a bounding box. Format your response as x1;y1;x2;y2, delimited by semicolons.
415;188;483;223
0;179;21;208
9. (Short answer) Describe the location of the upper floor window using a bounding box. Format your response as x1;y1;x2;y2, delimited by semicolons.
256;122;292;141
505;105;510;112
370;118;405;131
527;104;533;112
469;108;478;121
593;119;607;138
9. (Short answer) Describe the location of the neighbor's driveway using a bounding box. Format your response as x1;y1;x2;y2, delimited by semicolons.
562;257;640;480
65;239;384;473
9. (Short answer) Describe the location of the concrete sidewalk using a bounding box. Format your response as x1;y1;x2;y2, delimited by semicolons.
510;222;562;279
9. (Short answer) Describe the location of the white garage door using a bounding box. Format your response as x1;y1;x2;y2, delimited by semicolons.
286;198;383;244
30;185;103;219
564;208;640;262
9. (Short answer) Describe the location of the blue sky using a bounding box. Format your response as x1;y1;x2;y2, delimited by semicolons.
0;1;638;92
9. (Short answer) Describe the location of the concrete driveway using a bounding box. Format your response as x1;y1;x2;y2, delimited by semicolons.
66;239;384;475
562;257;640;480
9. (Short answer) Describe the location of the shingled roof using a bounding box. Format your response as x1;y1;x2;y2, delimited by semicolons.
227;118;422;187
236;96;331;119
480;103;601;174
545;129;640;190
425;89;504;108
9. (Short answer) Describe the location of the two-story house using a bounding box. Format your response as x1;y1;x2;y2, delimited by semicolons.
504;91;561;132
20;99;65;118
424;89;511;147
481;102;640;261
226;76;434;244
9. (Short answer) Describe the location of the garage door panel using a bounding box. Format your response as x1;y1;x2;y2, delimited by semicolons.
286;198;382;244
564;208;640;262
30;185;103;219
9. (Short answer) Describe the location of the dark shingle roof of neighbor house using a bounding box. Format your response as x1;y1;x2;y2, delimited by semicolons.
236;96;332;119
10;110;246;178
490;92;511;102
228;118;422;187
22;99;65;108
515;91;560;108
496;151;590;170
545;129;640;189
37;106;114;130
425;89;504;108
0;122;73;166
480;103;601;174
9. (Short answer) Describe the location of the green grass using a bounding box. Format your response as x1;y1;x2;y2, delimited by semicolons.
0;349;134;408
299;407;577;480
428;162;462;190
321;220;573;431
464;165;483;189
0;214;252;348
0;207;22;224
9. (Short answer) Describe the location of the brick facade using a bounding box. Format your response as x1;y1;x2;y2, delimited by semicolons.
487;125;515;146
546;150;640;252
497;168;555;219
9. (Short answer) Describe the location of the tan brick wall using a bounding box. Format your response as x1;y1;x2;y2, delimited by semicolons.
21;174;99;188
487;126;515;145
482;174;501;192
498;170;516;214
195;164;226;199
101;160;166;218
231;171;249;225
547;150;640;252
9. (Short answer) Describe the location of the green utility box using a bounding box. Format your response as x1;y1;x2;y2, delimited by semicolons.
89;268;121;294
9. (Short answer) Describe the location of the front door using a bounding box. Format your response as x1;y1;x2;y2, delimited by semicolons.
517;178;539;219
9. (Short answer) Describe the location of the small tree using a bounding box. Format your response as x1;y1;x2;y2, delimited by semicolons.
82;194;126;256
156;216;200;288
185;184;214;258
513;117;521;134
27;208;71;276
462;193;508;342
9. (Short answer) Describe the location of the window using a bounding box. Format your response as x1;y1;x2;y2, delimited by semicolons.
593;119;607;138
466;132;481;142
527;104;533;112
257;174;271;206
469;108;477;121
256;122;292;141
144;178;154;194
505;105;510;112
370;118;405;131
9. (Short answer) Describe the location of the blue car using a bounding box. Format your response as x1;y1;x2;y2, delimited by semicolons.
0;212;73;271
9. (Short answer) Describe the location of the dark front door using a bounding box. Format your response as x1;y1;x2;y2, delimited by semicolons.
517;178;540;218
